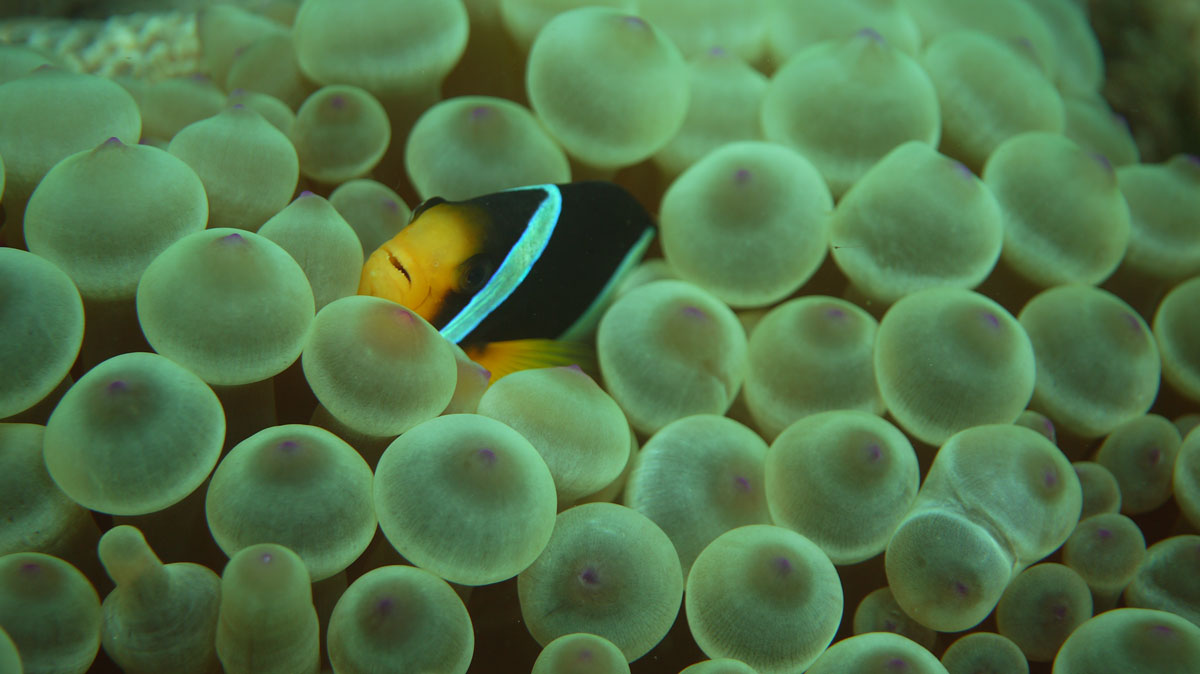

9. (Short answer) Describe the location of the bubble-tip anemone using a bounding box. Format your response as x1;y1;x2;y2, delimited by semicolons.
597;280;746;435
1123;535;1200;627
327;564;474;674
292;0;468;99
744;296;882;441
136;228;315;387
995;563;1093;661
0;67;140;210
301;295;457;437
205;424;376;582
0;552;102;674
167;104;298;232
518;502;683;662
1053;608;1200;673
761;29;940;198
685;525;841;674
885;506;1014;632
290;85;391;184
215;543;319;674
1063;513;1146;609
374;414;557;586
659;141;832;308
23;137;207;302
405;95;570;202
97;525;221;674
1093;414;1181;515
804;631;948;674
766;410;918;565
0;247;84;419
851;586;937;650
526;7;688;169
42;352;225;516
940;632;1028;674
1019;284;1160;438
873;288;1035;445
532;633;629;674
920;424;1082;566
476;366;629;504
1177;427;1200;531
624;414;770;580
830;142;1003;305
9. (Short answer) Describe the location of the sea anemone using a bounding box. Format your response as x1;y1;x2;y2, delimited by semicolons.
3;1;1200;672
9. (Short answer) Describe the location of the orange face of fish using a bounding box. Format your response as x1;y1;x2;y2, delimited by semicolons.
358;203;487;326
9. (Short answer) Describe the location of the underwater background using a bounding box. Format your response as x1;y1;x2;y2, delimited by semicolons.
2;1;1200;673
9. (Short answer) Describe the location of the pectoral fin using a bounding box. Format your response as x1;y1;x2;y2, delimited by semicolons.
463;339;597;383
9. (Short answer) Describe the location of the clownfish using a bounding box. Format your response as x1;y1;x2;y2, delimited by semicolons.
358;181;656;381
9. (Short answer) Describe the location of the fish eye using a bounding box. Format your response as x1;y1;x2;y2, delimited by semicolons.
410;196;446;222
458;257;493;294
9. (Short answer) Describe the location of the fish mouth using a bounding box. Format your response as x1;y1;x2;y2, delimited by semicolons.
387;252;412;285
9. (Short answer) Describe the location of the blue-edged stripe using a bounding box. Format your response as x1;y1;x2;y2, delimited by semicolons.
439;184;562;344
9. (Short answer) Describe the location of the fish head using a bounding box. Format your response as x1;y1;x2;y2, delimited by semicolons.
359;198;497;327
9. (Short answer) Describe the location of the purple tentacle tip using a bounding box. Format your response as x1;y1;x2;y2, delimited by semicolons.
104;136;123;146
220;232;245;243
470;106;492;120
329;95;346;110
773;556;793;576
886;657;909;671
376;597;395;615
733;168;752;184
260;552;274;563
681;305;706;319
952;160;975;180
231;103;245;110
106;380;128;393
1151;624;1174;636
579;566;601;586
1092;153;1113;172
857;27;885;44
865;443;883;463
981;311;1000;329
734;475;751;492
825;306;846;320
20;561;41;574
278;440;299;453
623;15;647;29
953;580;970;597
708;45;727;56
479;367;492;381
1096;528;1112;539
1186;153;1200;166
1043;469;1058;488
477;447;497;465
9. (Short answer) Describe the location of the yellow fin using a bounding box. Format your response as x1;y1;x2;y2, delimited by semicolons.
464;339;597;383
